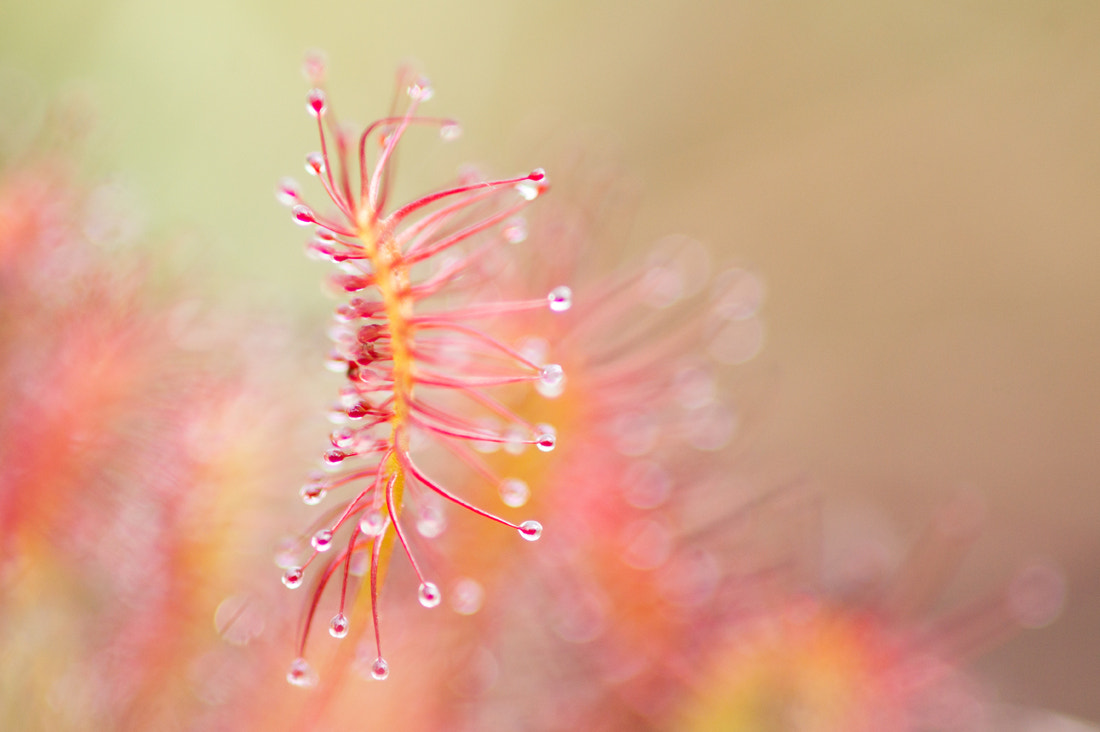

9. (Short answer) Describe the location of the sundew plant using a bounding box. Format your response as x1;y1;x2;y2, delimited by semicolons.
277;57;569;685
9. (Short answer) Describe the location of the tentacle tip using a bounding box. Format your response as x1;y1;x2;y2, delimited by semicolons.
282;567;305;589
306;88;327;118
287;657;319;687
370;657;390;680
518;520;543;541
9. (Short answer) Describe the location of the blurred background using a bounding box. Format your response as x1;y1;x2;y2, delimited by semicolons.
2;0;1098;723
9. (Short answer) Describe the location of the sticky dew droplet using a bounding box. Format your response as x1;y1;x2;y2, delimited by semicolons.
534;424;556;452
275;177;301;206
515;169;547;201
307;239;337;263
330;427;355;449
311;529;334;552
538;364;564;389
299;481;327;506
328;612;349;638
282;567;304;589
518;520;543;541
306;88;327;118
287;657;318;687
370;657;390;680
515;180;540;201
323;448;350;466
292;205;316;226
439;122;462;141
359;509;385;536
305;152;325;176
499;478;530;508
407;76;434;102
418;581;442;608
547;286;572;312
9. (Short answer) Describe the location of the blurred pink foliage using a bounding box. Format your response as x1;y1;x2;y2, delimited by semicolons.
0;62;1074;732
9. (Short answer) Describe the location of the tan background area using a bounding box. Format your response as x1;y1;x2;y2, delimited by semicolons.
3;0;1097;721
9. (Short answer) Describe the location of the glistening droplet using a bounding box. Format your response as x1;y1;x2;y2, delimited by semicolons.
328;612;349;638
518;520;543;541
292;205;316;226
311;529;334;552
275;177;301;206
418;581;442;608
514;168;548;201
323;449;349;465
534;424;556;453
287;657;319;687
282;567;304;589
407;76;434;102
299;481;326;505
547;286;572;312
306;88;327;118
439;122;462;141
359;509;385;536
370;657;390;680
305;152;325;176
538;364;564;389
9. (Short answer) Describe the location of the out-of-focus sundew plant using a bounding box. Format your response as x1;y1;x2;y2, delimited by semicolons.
3;1;1100;731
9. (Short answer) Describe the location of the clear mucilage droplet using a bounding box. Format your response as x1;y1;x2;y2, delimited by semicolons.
328;613;349;638
275;177;301;206
305;152;325;176
547;286;572;312
418;582;442;608
407;76;434;102
311;529;334;552
287;657;319;687
518;520;543;541
439;122;462;141
359;509;385;536
330;427;355;449
292;205;316;226
498;478;530;508
323;449;349;465
534;424;556;452
306;88;327;118
299;482;326;505
515;169;547;201
282;567;305;589
370;657;390;681
538;364;564;389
